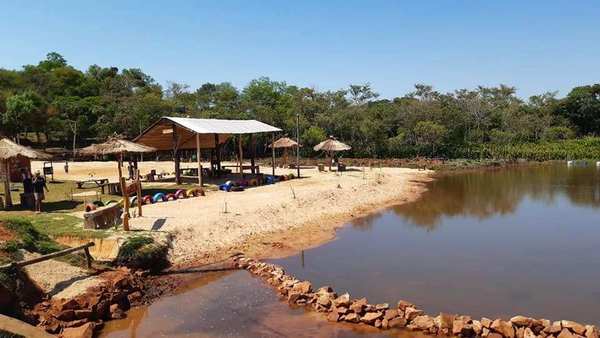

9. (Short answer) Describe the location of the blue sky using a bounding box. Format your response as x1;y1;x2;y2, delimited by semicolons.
1;1;599;99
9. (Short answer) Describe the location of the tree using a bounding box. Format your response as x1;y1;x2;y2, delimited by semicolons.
3;91;45;142
413;121;447;156
559;84;600;135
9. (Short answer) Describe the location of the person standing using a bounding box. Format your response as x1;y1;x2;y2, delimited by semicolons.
21;169;34;210
32;170;49;213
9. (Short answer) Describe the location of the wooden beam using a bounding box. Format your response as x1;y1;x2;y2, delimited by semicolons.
214;134;221;171
173;123;181;184
3;159;12;208
136;169;142;217
238;135;243;176
250;134;256;174
1;242;95;270
196;133;202;186
272;132;276;175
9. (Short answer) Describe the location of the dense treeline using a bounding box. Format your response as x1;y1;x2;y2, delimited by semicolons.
1;52;600;159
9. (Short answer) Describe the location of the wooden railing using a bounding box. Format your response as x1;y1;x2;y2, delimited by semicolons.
0;242;95;270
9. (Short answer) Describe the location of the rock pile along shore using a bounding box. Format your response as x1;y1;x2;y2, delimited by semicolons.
237;257;599;338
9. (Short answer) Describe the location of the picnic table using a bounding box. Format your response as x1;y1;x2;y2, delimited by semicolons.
76;178;109;189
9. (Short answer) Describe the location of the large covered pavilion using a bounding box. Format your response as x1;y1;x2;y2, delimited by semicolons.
134;117;281;185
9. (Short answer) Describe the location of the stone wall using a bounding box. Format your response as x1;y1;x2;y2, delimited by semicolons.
236;256;598;338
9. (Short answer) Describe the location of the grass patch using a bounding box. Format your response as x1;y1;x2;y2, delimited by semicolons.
116;236;169;272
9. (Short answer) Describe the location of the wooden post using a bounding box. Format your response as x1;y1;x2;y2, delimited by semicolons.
120;176;130;231
136;169;142;217
196;133;202;186
84;247;93;269
238;135;243;176
173;123;181;184
214;134;221;172
271;132;276;175
118;153;130;231
3;159;12;208
250;134;256;174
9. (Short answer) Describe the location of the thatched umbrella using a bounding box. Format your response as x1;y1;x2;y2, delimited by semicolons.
0;138;51;207
79;137;156;182
269;137;300;168
313;136;351;171
79;137;156;230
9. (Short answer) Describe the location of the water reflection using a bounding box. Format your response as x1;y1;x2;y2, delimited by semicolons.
273;164;600;325
392;165;600;229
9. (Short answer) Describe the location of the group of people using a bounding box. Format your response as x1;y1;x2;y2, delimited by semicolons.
21;169;49;212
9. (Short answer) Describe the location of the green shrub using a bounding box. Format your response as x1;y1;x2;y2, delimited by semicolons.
116;236;169;272
0;217;63;255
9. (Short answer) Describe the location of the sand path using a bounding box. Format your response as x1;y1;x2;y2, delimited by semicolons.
126;166;431;265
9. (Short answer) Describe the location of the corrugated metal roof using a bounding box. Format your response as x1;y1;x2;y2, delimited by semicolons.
164;117;281;134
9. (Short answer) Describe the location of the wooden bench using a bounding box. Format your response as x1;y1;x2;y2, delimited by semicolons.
100;182;121;195
76;178;109;189
222;165;260;174
83;203;122;230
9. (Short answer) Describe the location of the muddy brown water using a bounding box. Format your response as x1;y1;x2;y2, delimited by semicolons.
101;164;600;336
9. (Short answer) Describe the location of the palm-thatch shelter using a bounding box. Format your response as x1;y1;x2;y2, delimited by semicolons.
134;117;281;184
313;136;351;171
79;137;156;178
0;138;50;207
269;137;300;168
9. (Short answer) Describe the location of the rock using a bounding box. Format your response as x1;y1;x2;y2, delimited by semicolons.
94;299;110;319
127;291;143;304
317;295;331;307
585;325;599;338
516;327;525;338
109;304;125;320
453;316;471;335
333;293;351;307
287;292;302;304
411;315;435;331
375;319;382;328
64;318;89;328
481;317;493;328
327;312;340;322
562;321;586;335
545;321;563;334
389;317;407;328
437;313;455;331
473;320;483;335
383;309;398;321
74;309;93;320
492;319;515;338
361;312;383;324
345;313;360;323
55;309;76;321
59;299;81;311
524;328;537;338
404;307;424;321
375;303;389;311
349;298;368;314
381;318;390;330
316;286;334;294
292;281;312;294
397;300;415;310
488;333;504;338
45;319;62;334
558;328;576;338
512;316;534;327
333;306;348;315
61;322;94;338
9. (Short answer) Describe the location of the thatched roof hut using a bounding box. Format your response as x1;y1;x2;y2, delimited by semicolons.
0;138;51;208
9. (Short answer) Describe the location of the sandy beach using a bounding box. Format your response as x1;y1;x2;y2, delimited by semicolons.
31;161;431;265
